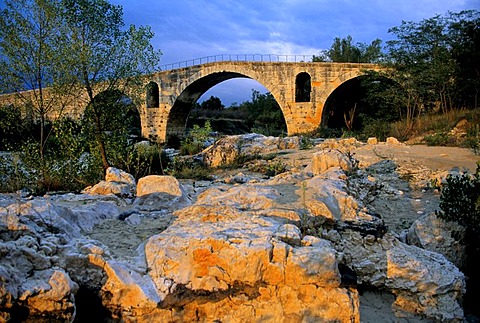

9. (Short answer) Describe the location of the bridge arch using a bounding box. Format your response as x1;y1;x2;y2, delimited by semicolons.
165;65;287;139
320;74;398;132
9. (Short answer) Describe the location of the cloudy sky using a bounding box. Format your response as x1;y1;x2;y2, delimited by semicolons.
0;0;477;104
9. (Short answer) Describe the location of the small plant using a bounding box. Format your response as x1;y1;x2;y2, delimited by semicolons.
465;124;480;155
300;136;313;150
168;156;212;180
436;164;480;236
423;132;455;146
180;121;213;156
265;160;287;177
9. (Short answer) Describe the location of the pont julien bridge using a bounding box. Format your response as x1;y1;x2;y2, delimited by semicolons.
0;54;383;142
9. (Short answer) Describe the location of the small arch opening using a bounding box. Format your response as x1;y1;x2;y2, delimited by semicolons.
295;72;311;102
146;81;159;108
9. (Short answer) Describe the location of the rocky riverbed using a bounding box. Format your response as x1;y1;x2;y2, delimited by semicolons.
1;134;478;322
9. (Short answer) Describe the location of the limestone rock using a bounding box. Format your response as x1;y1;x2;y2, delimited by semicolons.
140;212;359;322
105;167;136;185
367;137;378;145
19;269;78;321
386;137;402;145
311;149;354;174
82;180;134;197
202;133;300;167
407;212;466;268
316;137;363;151
335;231;465;321
136;175;183;197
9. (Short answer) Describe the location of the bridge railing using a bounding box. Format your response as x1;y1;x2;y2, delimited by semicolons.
160;54;314;71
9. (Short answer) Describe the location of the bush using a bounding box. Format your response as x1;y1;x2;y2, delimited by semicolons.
423;132;456;146
359;118;392;142
167;157;212;180
437;164;480;236
436;163;480;315
180;121;213;155
465;124;480;155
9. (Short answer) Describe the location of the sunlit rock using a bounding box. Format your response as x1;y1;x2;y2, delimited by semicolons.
311;149;354;174
141;211;359;322
136;175;183;197
202;133;300;167
407;212;466;269
105;167;136;185
82;180;134;197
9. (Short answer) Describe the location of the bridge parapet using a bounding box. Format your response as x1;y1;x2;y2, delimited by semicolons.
160;54;315;71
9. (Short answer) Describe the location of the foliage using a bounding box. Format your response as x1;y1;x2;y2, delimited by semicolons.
180;120;213;155
299;136;314;150
0;0;76;161
466;124;480;155
189;90;286;137
195;96;224;110
167;157;212;180
264;160;287;177
243;90;286;136
0;104;28;150
437;164;480;234
313;36;383;63
62;0;161;169
423;133;456;146
112;142;170;180
357;117;393;142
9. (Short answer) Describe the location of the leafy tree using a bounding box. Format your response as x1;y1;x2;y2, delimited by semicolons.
386;15;457;115
0;105;26;150
243;90;286;136
62;0;161;170
0;0;75;161
313;36;382;63
448;10;480;109
198;96;224;110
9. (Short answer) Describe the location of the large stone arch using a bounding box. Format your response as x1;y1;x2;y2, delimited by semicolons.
165;64;287;138
320;73;398;130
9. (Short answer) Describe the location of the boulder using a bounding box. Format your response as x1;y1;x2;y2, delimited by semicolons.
136;175;183;197
311;149;354;174
367;137;378;145
18;269;78;321
407;212;466;269
139;212;359;322
105;167;136;185
334;230;465;321
386;137;402;145
316;138;363;151
82;180;134;197
202;134;300;167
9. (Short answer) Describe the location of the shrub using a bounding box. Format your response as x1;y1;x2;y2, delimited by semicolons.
436;164;480;236
180;121;213;155
423;132;456;146
168;157;212;180
436;163;480;314
465;124;480;155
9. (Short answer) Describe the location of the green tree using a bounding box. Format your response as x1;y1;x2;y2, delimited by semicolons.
199;96;224;110
62;0;161;170
386;15;457;115
448;10;480;109
242;90;286;136
313;36;382;63
0;0;75;161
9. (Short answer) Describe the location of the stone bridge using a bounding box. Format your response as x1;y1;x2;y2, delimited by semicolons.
0;58;383;142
